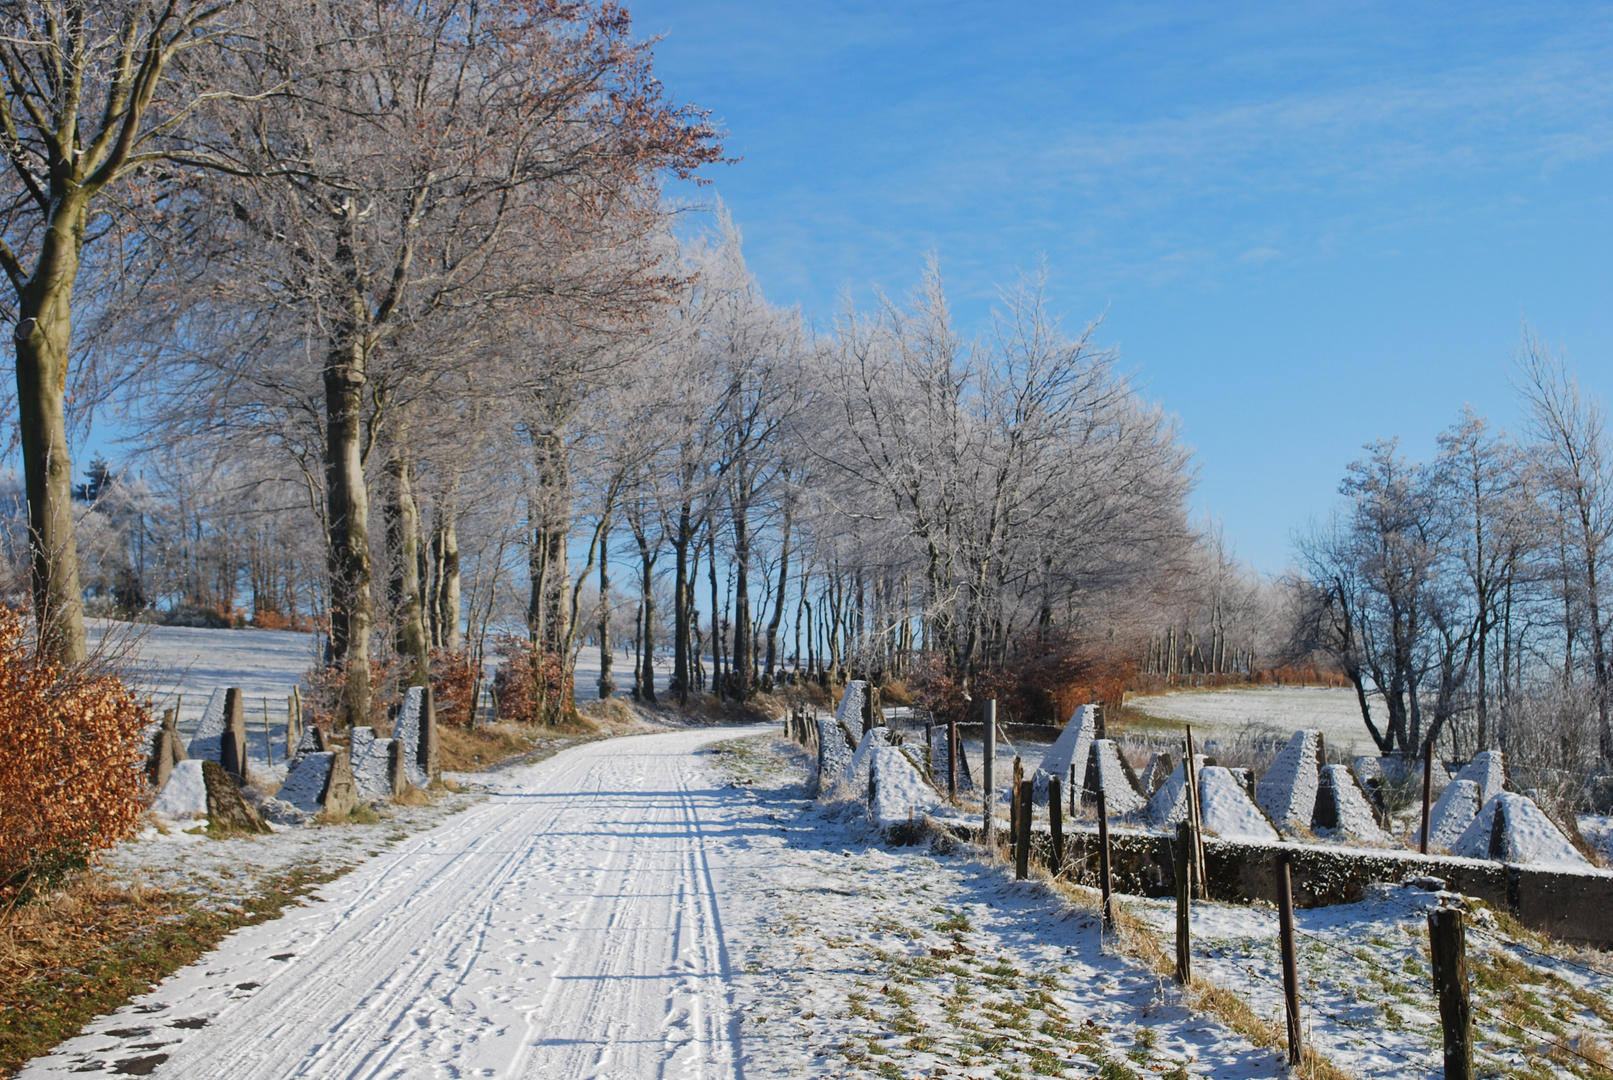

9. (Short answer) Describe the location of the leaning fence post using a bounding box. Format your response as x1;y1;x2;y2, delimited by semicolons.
1010;755;1023;862
982;700;997;848
1174;819;1193;984
1276;851;1303;1067
1419;738;1435;855
1096;787;1115;930
1015;777;1033;880
1429;905;1474;1080
1049;776;1064;873
1184;725;1207;898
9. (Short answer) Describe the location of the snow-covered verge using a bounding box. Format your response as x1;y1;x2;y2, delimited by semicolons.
708;736;1288;1079
1129;886;1613;1079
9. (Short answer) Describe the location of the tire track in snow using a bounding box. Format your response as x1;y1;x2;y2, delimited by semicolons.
21;727;766;1080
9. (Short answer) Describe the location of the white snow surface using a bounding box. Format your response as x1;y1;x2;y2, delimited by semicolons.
148;759;208;823
1256;729;1320;833
868;745;942;825
1128;685;1380;755
1315;764;1390;845
1146;756;1207;826
1030;703;1096;797
182;687;230;762
1087;738;1147;816
1196;766;1278;841
1452;749;1506;803
1423;778;1482;853
352;736;397;799
1453;792;1590;868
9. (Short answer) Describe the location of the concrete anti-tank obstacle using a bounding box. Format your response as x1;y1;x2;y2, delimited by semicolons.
1421;778;1481;853
1137;752;1174;796
1196;765;1279;841
1448;750;1506;803
393;686;442;787
184;687;230;761
219;688;250;783
279;748;359;818
201;760;270;834
929;723;975;792
1311;764;1390;845
147;708;188;788
815;714;854;792
1453;792;1589;868
1032;704;1097;803
1257;730;1323;835
1080;739;1147;817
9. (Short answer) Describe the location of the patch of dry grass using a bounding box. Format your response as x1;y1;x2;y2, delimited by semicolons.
436;722;547;772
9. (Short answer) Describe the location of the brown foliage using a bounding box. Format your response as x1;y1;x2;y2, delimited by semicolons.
908;631;1138;726
490;636;574;725
429;650;477;727
301;653;404;732
0;608;150;902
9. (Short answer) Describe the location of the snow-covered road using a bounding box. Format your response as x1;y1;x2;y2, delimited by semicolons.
25;726;770;1080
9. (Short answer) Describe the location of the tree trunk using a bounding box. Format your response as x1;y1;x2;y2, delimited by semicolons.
527;425;573;722
386;418;429;687
324;336;374;727
731;499;753;699
764;505;793;687
671;505;694;705
437;502;462;653
598;515;614;698
636;525;658;705
708;525;723;690
14;197;90;664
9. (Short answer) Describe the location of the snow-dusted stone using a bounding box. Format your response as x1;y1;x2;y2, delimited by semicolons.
278;749;358;818
393;687;440;786
352;735;402;799
1197;766;1279;841
351;726;377;762
1450;750;1506;803
1258;730;1323;834
1032;704;1097;802
1147;756;1208;826
928;724;974;792
184;687;230;761
219;689;250;782
1422;778;1482;853
1378;753;1450;796
816;715;855;789
868;745;943;826
202;760;269;834
1312;764;1390;845
1138;752;1173;796
150;759;209;822
1081;739;1147;817
835;680;869;733
1453;792;1590;868
840;727;892;792
293;721;325;758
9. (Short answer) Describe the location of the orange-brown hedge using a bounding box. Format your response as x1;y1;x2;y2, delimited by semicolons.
0;608;150;902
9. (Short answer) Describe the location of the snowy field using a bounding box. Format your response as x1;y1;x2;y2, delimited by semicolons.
1127;685;1380;756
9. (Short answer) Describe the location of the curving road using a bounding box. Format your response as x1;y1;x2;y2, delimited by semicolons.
25;726;771;1080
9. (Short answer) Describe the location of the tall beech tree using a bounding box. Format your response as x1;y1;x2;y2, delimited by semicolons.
0;0;243;662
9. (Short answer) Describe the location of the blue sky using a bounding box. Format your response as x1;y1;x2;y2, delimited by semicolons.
632;0;1613;572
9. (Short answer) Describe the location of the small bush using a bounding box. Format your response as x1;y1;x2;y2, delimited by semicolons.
429;649;477;726
0;609;150;903
491;635;574;725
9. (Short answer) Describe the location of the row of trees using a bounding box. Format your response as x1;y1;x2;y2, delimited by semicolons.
1;1;1274;731
1298;332;1612;774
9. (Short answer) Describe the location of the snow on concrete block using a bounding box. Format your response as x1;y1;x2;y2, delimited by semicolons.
1032;704;1097;801
816;715;854;790
928;725;975;792
1138;752;1173;796
202;759;269;834
279;752;335;813
352;734;399;800
840;727;892;792
1197;765;1279;841
150;758;209;822
393;687;436;786
869;745;942;827
184;687;230;762
1453;792;1590;868
1147;756;1207;826
1422;778;1482;853
1081;739;1147;817
219;688;250;783
1257;730;1322;834
1312;764;1390;845
1451;750;1506;803
835;681;868;732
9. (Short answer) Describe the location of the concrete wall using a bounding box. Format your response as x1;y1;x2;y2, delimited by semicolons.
946;822;1613;949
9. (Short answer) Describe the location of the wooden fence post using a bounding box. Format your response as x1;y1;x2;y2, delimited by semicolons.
1010;755;1023;863
947;716;959;800
1015;777;1033;879
982;700;996;848
1174;819;1193;984
1184;725;1207;898
262;696;274;767
1429;906;1474;1080
1049;776;1064;873
1420;738;1434;855
1097;787;1114;930
1069;763;1077;817
1276;851;1302;1067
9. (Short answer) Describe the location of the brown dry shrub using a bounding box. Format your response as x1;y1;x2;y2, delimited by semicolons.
908;631;1138;726
490;635;574;725
429;649;477;726
300;652;405;731
0;609;150;903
